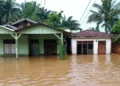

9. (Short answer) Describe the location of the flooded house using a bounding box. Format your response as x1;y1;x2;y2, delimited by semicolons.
0;18;115;59
71;30;114;54
0;18;64;59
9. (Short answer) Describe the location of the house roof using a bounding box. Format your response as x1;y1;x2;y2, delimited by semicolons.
0;18;70;35
72;30;115;39
0;25;15;31
15;22;64;32
11;18;37;25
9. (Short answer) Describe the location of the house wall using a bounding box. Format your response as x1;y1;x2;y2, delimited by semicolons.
0;34;60;56
0;35;29;56
19;26;61;34
71;39;111;54
0;27;14;34
0;25;63;56
112;42;120;53
18;35;29;55
29;34;60;54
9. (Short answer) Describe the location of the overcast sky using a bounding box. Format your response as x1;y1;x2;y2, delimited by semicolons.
16;0;101;30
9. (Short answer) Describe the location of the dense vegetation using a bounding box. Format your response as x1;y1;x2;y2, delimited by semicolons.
0;0;81;32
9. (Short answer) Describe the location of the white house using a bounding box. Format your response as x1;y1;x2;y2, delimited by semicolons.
71;30;114;54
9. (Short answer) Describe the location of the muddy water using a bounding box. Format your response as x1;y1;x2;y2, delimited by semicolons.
0;55;120;86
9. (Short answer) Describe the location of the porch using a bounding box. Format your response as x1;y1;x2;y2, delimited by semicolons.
0;23;64;59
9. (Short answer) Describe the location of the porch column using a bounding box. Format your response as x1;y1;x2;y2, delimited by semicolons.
106;39;111;54
11;33;22;60
93;39;98;54
15;38;18;59
61;33;63;45
71;39;77;54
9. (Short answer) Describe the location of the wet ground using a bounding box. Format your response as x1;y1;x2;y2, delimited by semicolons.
0;54;120;86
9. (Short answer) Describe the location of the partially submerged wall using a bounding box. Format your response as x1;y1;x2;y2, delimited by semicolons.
112;42;120;54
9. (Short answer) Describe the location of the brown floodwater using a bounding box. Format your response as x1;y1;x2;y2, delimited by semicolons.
0;54;120;86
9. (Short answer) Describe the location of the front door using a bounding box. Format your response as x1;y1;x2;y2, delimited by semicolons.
30;40;39;56
44;40;57;55
98;41;106;54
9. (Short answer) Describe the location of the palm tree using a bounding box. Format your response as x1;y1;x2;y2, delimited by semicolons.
46;11;63;28
62;16;82;32
88;27;100;32
87;0;120;33
36;7;51;22
1;0;22;24
21;1;40;21
0;0;5;24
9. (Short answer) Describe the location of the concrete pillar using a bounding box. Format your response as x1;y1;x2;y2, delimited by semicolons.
61;33;63;45
71;39;77;54
93;39;98;54
15;39;18;60
106;39;111;54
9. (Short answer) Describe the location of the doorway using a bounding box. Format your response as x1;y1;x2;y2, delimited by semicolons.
98;41;106;54
29;40;39;56
77;41;93;54
44;40;57;55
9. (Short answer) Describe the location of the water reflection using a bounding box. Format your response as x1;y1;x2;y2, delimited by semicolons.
105;55;111;64
93;55;98;64
0;55;120;86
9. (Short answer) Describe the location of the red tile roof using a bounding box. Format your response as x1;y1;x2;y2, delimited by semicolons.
72;30;114;39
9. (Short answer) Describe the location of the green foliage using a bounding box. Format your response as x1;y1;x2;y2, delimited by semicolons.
62;16;82;32
88;0;120;33
0;0;22;24
58;41;67;60
112;34;120;42
21;1;40;21
47;11;63;28
112;20;120;34
112;20;120;42
36;7;51;22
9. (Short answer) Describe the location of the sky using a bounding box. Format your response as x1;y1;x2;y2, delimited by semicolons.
16;0;101;30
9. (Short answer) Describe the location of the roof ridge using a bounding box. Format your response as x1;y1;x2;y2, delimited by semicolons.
11;18;37;25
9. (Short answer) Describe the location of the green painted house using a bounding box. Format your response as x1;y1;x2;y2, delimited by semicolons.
0;18;65;59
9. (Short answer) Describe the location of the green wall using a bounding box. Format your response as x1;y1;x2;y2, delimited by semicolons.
29;34;60;54
0;34;60;56
0;35;28;56
20;26;61;34
18;35;28;55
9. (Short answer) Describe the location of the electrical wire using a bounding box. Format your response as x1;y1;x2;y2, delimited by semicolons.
79;0;92;23
80;0;97;25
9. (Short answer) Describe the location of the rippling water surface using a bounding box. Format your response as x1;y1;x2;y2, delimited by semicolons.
0;54;120;86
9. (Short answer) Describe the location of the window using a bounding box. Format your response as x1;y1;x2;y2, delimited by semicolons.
4;40;15;54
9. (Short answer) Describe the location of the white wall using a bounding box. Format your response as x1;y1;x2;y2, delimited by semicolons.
71;39;77;54
106;39;111;54
93;40;98;54
71;39;111;54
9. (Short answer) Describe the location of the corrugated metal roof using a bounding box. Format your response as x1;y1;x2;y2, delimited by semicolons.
11;18;37;25
0;18;69;34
